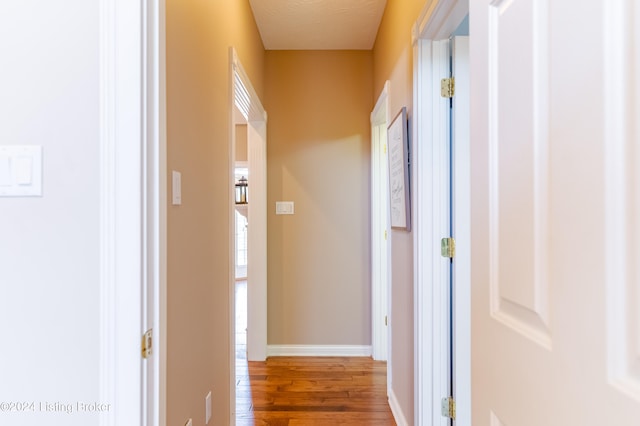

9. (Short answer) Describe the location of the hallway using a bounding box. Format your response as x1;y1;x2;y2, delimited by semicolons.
235;281;395;425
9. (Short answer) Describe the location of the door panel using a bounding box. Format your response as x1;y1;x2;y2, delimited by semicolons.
371;83;390;363
606;0;640;398
608;109;640;394
489;0;551;348
471;0;640;424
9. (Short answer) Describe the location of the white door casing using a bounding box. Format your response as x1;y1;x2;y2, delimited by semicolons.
471;0;640;425
246;120;268;362
452;35;471;426
142;0;166;424
229;46;268;423
412;1;469;424
101;0;164;425
371;80;391;363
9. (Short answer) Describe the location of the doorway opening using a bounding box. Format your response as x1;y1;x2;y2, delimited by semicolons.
412;1;470;425
370;81;391;376
234;116;249;364
229;47;268;425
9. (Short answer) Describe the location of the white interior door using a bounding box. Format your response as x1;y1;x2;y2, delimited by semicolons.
371;81;390;362
470;0;640;424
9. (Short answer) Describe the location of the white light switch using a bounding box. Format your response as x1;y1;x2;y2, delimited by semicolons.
0;155;11;186
172;170;182;205
275;201;294;215
14;156;33;185
0;146;42;197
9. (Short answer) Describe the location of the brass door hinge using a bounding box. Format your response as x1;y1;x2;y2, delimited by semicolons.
441;77;455;98
385;315;388;326
384;230;387;240
441;237;456;258
142;329;153;359
441;396;456;419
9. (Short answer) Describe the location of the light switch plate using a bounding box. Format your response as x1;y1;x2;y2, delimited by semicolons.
0;145;42;197
275;201;294;215
172;170;182;205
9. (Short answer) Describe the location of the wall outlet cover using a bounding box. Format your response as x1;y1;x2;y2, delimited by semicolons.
275;201;294;215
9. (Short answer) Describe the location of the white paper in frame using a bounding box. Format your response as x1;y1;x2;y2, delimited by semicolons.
387;106;411;230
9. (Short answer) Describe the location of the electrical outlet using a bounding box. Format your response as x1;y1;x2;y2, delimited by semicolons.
205;391;212;424
185;419;192;426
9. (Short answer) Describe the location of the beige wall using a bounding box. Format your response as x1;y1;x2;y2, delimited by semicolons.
236;124;248;162
373;0;425;423
264;51;373;346
165;1;264;425
165;0;424;423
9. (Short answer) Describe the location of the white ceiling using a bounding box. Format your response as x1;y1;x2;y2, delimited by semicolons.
249;0;388;50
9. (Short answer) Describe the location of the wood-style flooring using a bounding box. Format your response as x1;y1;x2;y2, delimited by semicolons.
235;281;396;425
235;357;397;425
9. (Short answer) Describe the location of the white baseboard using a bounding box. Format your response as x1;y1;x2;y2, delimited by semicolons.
388;387;409;426
266;345;372;357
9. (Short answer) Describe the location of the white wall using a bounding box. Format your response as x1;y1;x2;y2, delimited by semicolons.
0;2;102;424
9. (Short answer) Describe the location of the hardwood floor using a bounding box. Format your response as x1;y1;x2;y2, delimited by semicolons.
235;282;396;425
236;356;397;425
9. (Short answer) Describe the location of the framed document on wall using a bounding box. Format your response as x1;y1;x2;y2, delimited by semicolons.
387;107;411;230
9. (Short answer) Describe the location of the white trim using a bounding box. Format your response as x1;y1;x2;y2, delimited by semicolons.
141;0;166;425
413;2;470;426
371;80;391;363
232;50;267;123
229;47;268;425
412;39;431;426
157;0;167;423
228;52;236;424
99;1;117;423
246;120;268;361
388;387;409;426
267;345;373;357
371;80;390;124
413;37;451;426
452;35;471;426
99;0;146;425
413;0;469;43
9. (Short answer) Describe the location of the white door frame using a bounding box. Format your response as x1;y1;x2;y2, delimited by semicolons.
371;81;391;363
246;118;268;362
99;0;165;425
412;1;469;425
451;35;471;426
229;47;268;423
143;0;167;424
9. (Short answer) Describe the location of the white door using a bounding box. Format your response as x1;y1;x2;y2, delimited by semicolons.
470;0;640;425
371;82;390;362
